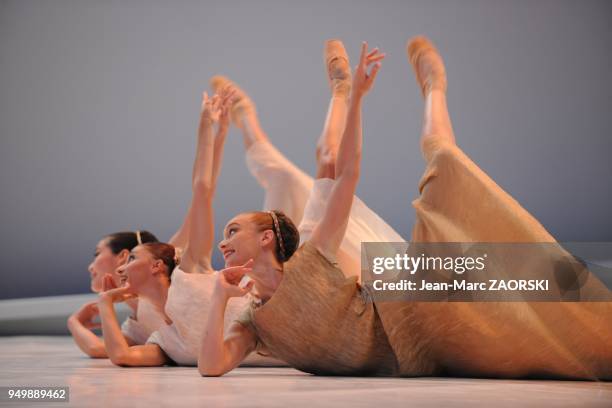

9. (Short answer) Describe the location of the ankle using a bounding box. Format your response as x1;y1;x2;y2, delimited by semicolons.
331;86;351;99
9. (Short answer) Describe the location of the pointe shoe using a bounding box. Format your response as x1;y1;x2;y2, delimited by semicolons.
324;39;352;97
406;36;448;97
209;75;256;126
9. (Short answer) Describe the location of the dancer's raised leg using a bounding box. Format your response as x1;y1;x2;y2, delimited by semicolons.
394;36;612;380
315;40;351;179
407;36;554;243
210;76;313;225
407;36;455;161
210;75;266;149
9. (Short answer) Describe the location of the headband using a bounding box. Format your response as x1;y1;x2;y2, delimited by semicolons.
268;211;286;260
135;230;142;245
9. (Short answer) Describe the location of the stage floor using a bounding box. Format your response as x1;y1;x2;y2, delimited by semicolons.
0;336;610;407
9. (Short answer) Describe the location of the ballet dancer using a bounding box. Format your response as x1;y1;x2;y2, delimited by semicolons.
198;38;612;380
67;230;160;358
210;39;403;281
96;87;239;366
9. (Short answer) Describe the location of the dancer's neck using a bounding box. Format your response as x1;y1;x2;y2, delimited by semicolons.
251;255;283;302
138;281;171;324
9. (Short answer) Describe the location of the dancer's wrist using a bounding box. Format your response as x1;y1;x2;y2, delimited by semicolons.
349;93;364;106
98;293;113;305
200;116;215;128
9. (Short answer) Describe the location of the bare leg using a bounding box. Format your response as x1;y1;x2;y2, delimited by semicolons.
316;96;348;179
316;40;352;179
209;76;313;224
407;36;456;161
238;111;269;149
422;89;455;148
210;75;266;149
404;37;612;380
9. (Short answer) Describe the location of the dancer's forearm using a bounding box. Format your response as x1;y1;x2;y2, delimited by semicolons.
193;117;216;189
199;292;255;377
335;96;363;181
98;297;133;365
67;315;108;358
211;124;229;193
199;292;229;376
97;297;167;366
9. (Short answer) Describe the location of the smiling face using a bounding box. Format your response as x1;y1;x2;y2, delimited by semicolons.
218;213;269;268
115;245;166;294
88;239;127;293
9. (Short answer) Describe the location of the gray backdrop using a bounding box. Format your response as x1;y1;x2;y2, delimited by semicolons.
1;0;611;299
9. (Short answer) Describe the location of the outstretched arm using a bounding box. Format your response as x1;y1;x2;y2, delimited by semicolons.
172;89;234;273
198;261;257;377
98;286;169;367
310;42;384;259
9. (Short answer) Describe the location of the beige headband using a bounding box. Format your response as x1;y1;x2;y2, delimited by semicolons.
135;230;142;245
268;211;286;260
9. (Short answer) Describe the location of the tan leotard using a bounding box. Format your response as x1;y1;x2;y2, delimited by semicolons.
237;240;399;376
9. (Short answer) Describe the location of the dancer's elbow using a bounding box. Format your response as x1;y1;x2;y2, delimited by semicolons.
198;362;228;377
85;344;108;359
192;178;214;198
109;351;135;367
199;369;226;377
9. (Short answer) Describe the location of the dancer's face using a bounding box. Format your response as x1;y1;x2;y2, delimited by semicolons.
116;245;164;294
219;213;270;268
88;239;127;293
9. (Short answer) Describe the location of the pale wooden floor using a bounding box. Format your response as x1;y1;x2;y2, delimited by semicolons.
0;337;610;407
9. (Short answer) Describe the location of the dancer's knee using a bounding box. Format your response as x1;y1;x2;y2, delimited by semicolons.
421;132;455;162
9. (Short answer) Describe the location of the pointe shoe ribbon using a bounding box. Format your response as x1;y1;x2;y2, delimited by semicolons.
209;75;256;126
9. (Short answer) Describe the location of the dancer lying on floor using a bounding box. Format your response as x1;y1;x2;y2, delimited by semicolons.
67;230;161;358
95;87;241;366
198;38;612;380
68;81;237;360
152;39;402;360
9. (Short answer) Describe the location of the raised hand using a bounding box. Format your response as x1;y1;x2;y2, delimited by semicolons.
214;259;254;299
217;86;237;132
352;42;385;99
201;87;236;127
201;91;222;124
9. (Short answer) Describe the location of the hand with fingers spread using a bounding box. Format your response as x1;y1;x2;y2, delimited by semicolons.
214;259;254;299
73;301;101;330
352;41;385;99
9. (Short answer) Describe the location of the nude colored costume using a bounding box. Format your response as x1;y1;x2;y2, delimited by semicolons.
236;141;612;379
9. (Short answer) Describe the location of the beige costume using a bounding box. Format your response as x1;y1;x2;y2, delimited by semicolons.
237;142;612;379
